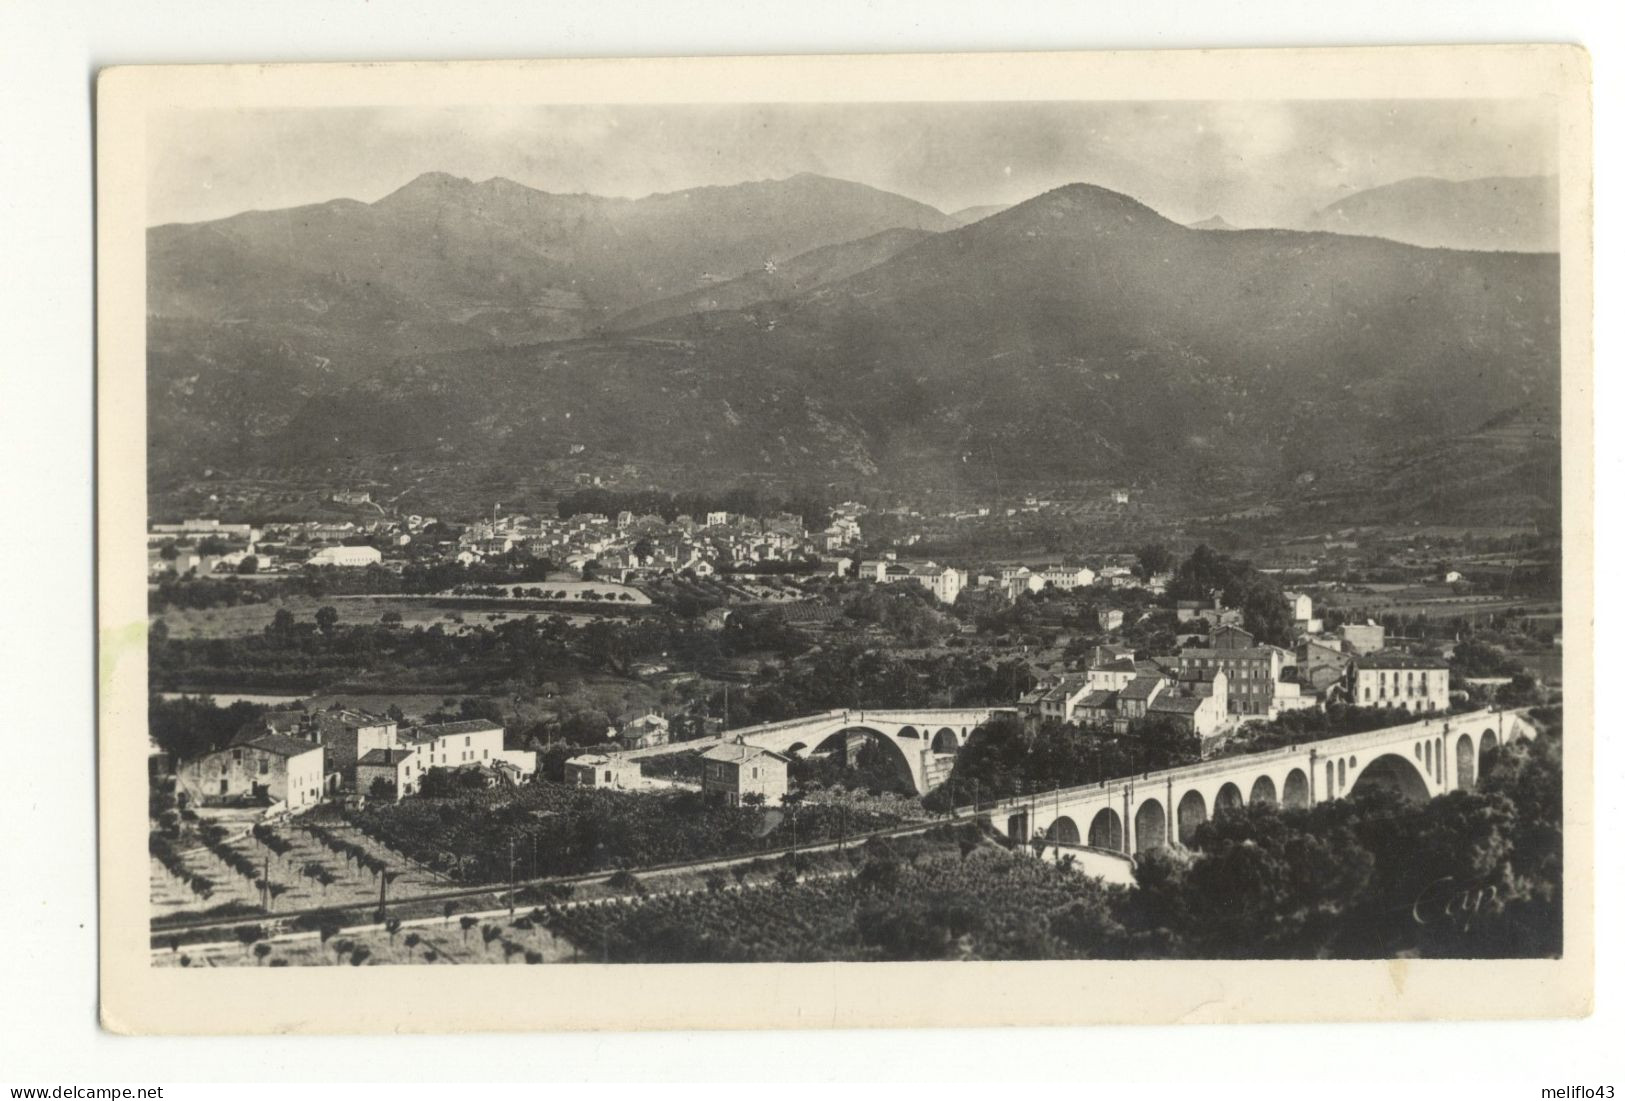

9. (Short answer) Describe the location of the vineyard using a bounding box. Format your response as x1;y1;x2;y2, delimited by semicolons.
539;832;1128;962
643;574;811;609
150;815;445;924
152;906;572;968
344;783;902;884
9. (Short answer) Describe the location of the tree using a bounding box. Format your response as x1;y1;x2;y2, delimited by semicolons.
234;924;264;959
380;610;403;627
316;913;344;960
315;605;340;636
267;607;297;638
236;555;260;575
1135;543;1173;581
149;695;267;762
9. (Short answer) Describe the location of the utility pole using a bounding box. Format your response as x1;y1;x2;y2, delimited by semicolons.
508;838;516;915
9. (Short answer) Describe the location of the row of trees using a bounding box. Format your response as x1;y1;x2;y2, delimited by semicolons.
150;600;800;697
345;785;900;883
555;486;834;530
704;646;1037;730
149;551;558;613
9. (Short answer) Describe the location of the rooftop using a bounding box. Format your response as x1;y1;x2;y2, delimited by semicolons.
410;719;503;738
701;742;789;765
237;733;322;758
1148;695;1207;714
1179;647;1280;662
1359;652;1449;670
1119;674;1168;701
356;748;414;766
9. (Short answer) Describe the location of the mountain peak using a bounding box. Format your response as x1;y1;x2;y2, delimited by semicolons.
985;182;1181;236
377;171;478;205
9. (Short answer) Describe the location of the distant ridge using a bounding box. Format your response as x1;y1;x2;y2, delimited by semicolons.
1188;214;1239;231
950;203;1009;226
1301;175;1558;252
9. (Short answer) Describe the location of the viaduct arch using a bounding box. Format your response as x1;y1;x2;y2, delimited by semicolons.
988;708;1537;865
693;708;1005;795
1176;790;1207;846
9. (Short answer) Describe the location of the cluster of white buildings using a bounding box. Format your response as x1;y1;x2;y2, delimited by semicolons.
174;707;536;810
454;505;862;580
851;558;970;604
148;501;863;582
148;516;412;577
845;558;1163;608
1019;588;1452;740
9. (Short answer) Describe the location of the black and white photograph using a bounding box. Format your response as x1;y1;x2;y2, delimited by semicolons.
89;47;1594;1033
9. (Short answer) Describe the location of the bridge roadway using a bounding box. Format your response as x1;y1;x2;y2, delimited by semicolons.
610;708;1010;793
975;707;1536;859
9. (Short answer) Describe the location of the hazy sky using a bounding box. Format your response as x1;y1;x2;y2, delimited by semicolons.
148;99;1557;228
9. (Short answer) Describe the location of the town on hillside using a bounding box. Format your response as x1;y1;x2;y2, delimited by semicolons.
147;496;1562;967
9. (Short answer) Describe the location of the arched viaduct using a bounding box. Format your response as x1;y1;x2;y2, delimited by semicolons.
990;708;1537;860
731;708;1009;794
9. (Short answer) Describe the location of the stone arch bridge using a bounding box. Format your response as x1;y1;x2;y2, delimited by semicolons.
618;708;1009;794
988;708;1538;863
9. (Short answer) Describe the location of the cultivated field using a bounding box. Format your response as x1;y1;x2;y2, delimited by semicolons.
151;815;448;924
155;593;641;640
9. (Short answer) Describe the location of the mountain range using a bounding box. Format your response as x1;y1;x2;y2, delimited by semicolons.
149;171;959;355
146;172;1561;526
